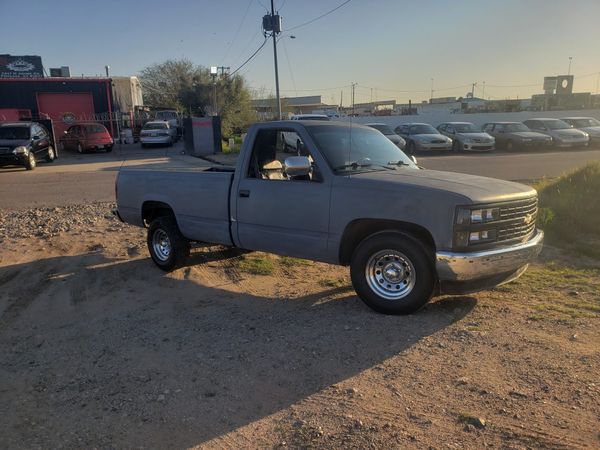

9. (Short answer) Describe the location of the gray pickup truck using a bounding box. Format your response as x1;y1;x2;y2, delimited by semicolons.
115;121;543;314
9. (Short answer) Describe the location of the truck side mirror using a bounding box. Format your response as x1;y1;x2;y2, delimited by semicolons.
284;156;311;177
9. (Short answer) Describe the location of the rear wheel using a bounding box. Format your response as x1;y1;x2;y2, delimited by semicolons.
147;216;190;271
25;152;36;170
45;146;56;162
350;232;435;315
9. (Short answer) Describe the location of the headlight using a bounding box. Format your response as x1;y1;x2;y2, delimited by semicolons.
13;146;28;155
453;229;497;247
456;207;500;225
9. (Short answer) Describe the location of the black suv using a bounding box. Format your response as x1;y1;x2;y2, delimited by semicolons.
0;122;56;170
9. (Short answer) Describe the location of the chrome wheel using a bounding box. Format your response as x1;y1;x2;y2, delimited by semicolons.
365;249;416;300
152;229;171;262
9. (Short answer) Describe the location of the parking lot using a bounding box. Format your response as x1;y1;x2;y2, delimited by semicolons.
1;141;599;210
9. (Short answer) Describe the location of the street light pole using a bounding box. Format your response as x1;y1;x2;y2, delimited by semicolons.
270;0;282;120
568;56;573;76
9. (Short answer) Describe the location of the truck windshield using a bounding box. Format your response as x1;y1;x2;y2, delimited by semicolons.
307;125;416;173
0;126;30;140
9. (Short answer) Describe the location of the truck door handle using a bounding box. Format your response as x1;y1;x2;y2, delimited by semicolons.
239;190;250;198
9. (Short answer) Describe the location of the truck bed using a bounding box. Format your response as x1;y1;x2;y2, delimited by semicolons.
116;166;235;246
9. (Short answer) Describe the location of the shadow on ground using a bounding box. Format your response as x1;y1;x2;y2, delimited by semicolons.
0;249;476;448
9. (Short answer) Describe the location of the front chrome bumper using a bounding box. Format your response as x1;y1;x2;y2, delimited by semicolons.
436;230;544;282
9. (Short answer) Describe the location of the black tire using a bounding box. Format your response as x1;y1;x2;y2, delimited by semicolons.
452;140;461;153
350;231;435;315
147;216;190;271
25;152;36;170
105;145;113;153
45;146;56;162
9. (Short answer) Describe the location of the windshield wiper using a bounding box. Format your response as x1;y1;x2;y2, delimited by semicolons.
387;160;411;167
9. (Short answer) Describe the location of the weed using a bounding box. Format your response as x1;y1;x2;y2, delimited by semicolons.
237;254;275;275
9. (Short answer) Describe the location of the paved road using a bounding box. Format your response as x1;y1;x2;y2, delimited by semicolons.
1;142;599;209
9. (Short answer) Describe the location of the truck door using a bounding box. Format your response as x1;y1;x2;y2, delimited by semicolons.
234;127;331;261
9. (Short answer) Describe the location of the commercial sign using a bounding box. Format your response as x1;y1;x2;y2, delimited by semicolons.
0;54;44;78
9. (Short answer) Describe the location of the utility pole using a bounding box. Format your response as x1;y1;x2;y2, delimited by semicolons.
430;78;434;103
340;90;343;109
567;56;573;75
210;66;218;115
471;82;477;98
351;83;357;116
270;0;282;119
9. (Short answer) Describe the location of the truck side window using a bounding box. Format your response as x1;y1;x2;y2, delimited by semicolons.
247;129;319;182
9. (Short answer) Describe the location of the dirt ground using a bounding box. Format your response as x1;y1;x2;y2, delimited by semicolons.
0;203;598;449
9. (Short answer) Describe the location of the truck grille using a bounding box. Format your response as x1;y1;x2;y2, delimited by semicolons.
497;197;538;243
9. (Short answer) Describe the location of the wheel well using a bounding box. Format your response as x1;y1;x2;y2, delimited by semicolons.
141;201;174;226
339;219;436;265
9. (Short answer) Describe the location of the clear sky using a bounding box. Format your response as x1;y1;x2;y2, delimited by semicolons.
1;0;599;105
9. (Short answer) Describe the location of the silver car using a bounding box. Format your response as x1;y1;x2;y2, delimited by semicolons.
365;123;406;150
394;123;452;153
437;122;495;152
561;117;600;146
140;121;174;147
523;118;589;148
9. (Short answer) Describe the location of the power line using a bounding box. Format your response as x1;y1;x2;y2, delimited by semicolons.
256;0;269;12
286;0;352;32
229;37;269;77
222;0;255;64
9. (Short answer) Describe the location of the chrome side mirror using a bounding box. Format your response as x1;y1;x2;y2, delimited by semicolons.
410;155;418;165
284;156;311;177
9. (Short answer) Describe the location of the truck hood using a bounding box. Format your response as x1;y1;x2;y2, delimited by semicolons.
0;139;29;148
350;168;535;204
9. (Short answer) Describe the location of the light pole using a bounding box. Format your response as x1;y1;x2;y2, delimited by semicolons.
568;56;573;75
210;66;217;115
105;65;110;77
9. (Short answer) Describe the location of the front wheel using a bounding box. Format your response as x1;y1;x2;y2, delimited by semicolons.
147;216;190;271
25;152;36;170
350;232;435;315
45;146;56;162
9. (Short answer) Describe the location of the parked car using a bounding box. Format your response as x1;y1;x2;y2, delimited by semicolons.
437;122;495;152
61;123;114;153
115;121;543;315
290;114;330;121
140;121;174;147
365;123;406;150
155;110;181;139
560;117;600;146
482;122;553;150
394;123;452;153
522;118;589;148
0;122;56;170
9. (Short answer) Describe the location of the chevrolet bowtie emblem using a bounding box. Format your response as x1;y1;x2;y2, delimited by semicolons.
523;213;533;225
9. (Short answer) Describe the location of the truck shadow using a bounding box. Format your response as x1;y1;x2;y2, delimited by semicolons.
0;251;477;448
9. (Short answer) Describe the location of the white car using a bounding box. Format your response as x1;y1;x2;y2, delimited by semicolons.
140;121;174;147
437;122;495;152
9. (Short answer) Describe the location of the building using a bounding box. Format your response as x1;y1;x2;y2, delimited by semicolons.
0;77;116;136
252;95;337;119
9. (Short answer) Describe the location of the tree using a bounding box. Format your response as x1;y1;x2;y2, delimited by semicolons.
139;59;256;137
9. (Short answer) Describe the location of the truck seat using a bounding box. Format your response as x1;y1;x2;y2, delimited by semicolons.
260;160;286;180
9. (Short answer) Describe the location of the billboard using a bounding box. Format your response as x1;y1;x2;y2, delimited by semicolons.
0;54;44;78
